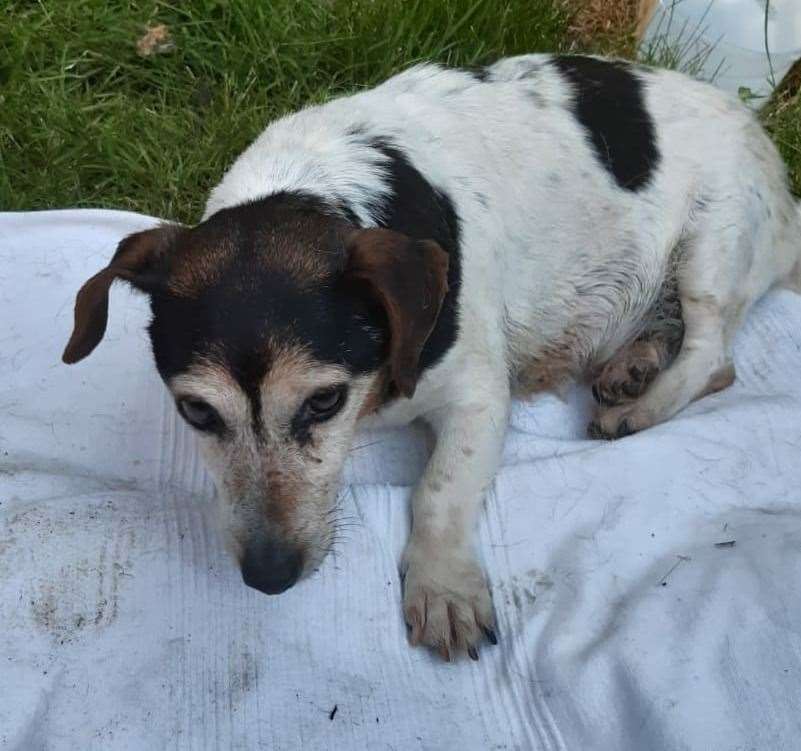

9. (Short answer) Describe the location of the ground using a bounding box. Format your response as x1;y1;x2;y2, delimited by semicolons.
0;0;798;224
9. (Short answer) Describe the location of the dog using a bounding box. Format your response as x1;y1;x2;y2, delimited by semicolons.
63;54;801;661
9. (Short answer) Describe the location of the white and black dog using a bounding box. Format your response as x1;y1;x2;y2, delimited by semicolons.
64;55;801;660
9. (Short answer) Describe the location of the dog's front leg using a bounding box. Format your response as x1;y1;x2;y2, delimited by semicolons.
402;375;509;660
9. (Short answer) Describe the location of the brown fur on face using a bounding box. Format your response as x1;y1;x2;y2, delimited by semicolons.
264;468;303;526
166;233;237;298
253;215;341;285
166;211;343;299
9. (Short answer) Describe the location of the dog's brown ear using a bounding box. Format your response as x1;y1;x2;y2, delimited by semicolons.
62;224;182;364
344;228;449;398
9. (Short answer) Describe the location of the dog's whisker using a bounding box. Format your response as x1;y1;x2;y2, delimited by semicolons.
350;439;386;452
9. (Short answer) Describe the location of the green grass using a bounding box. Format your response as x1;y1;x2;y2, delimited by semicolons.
3;1;799;220
764;96;801;198
0;0;570;223
638;0;724;81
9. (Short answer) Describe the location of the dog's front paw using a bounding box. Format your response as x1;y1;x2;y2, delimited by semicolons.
401;546;497;661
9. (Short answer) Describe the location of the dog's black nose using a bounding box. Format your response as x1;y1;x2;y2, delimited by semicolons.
241;539;303;595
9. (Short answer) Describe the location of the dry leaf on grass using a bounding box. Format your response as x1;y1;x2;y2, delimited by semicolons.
136;24;175;58
566;0;658;56
764;58;801;117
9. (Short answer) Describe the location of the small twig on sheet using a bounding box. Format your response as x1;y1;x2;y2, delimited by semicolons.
714;540;736;549
659;554;691;586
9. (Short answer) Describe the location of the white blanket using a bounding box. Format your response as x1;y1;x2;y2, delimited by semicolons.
2;210;801;750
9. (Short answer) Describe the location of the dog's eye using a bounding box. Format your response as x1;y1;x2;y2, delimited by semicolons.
305;385;347;421
177;398;221;432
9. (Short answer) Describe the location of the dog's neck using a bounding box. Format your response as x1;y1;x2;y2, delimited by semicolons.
202;116;394;227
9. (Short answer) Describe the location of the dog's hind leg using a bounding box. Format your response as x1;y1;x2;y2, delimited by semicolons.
591;267;684;408
589;224;744;439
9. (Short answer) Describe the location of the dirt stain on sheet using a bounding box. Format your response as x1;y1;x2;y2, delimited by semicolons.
501;568;556;616
228;647;258;700
28;525;135;642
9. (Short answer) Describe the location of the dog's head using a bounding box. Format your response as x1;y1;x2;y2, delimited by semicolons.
63;195;448;593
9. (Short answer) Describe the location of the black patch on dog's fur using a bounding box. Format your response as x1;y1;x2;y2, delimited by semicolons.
553;55;659;191
367;137;462;374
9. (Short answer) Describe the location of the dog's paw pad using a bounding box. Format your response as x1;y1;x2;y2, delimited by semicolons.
592;341;663;407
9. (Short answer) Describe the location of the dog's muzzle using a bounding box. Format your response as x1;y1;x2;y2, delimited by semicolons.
240;537;303;595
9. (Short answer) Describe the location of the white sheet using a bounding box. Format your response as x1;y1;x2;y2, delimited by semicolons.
2;209;801;750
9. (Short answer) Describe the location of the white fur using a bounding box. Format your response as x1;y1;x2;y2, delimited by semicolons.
205;55;801;656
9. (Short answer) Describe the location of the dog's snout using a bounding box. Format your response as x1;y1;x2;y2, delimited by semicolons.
241;538;303;595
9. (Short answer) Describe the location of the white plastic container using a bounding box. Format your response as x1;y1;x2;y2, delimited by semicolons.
644;0;801;100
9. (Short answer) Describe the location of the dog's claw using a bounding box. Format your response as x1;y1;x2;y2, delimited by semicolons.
615;418;633;439
439;644;451;662
468;646;479;661
483;627;498;645
591;383;618;407
406;606;423;645
587;421;606;440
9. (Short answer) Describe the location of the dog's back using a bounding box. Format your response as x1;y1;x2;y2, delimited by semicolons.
208;54;800;388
